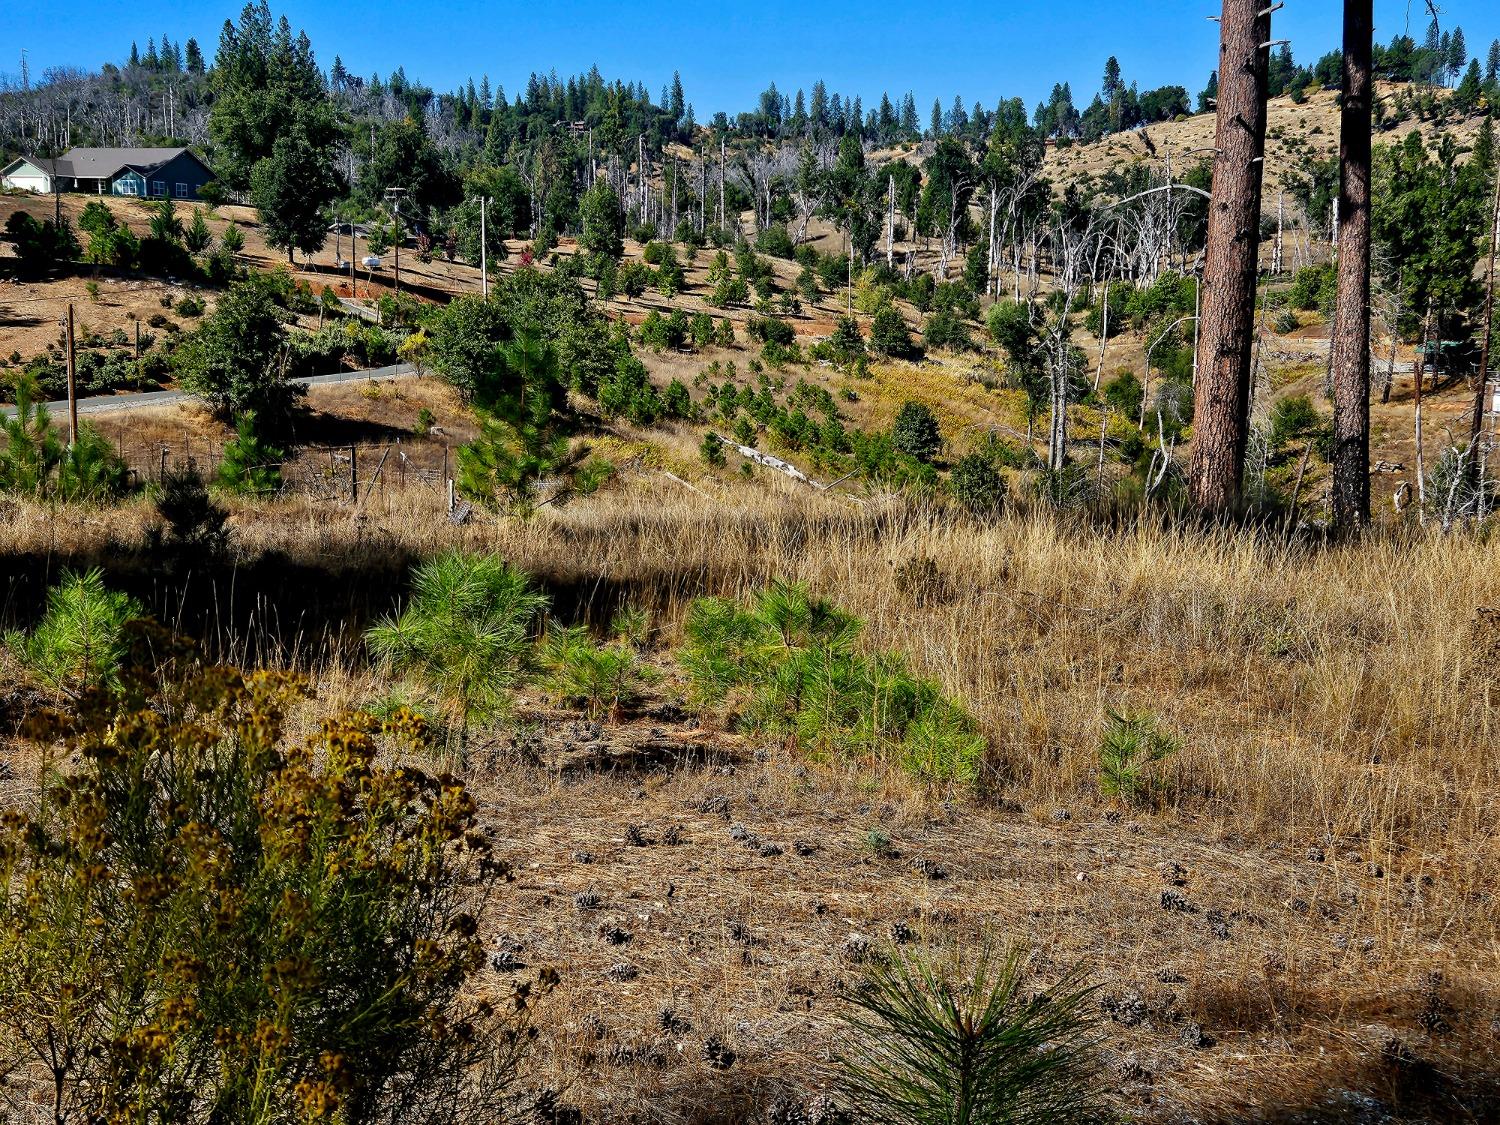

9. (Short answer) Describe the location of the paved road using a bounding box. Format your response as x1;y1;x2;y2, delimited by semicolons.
336;296;380;322
2;362;418;419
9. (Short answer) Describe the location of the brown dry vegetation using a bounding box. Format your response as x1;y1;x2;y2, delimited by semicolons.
4;80;1498;1121
3;473;1499;1122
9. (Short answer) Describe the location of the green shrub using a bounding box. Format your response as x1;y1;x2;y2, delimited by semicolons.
754;224;796;259
986;299;1035;359
662;378;695;419
710;276;750;308
1287;264;1336;314
540;625;653;718
197;179;228;208
617;260;652;297
656;257;686;296
828;315;866;363
5;569;142;695
681;581;984;783
1268;394;1325;450
870;306;916;358
797;263;821;303
183;206;213;254
0;376;127;502
598;354;664;424
610;605;652;648
414;405;436;435
950;452;1007;517
747;315;795;347
838;942;1103;1125
58;423;130;502
0;377;64;496
689;312;716;350
367;552;548;750
216;415;284;495
149;468;230;560
1098;709;1179;807
701;431;728;466
2;210;79;275
0;655;535;1122
1102;372;1144;418
639;308;690;352
923;307;973;352
892;401;943;463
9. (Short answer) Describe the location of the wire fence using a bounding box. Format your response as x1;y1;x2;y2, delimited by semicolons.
115;437;456;506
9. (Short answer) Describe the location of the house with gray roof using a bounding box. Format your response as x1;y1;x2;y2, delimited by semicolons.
1;147;215;201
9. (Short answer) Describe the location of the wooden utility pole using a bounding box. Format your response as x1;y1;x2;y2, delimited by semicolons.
65;303;77;447
1330;0;1374;529
1189;0;1273;513
384;188;407;301
719;135;727;235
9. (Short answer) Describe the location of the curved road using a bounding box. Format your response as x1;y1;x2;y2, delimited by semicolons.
3;362;418;419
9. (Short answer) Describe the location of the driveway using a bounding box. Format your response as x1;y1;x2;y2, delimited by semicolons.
2;362;418;418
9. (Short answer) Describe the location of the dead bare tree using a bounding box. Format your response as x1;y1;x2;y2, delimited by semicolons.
789;141;832;246
1188;0;1273;512
1330;0;1375;529
1042;213;1101;473
731;148;782;234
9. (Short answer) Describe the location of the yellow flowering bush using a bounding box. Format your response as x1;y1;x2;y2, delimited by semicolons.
0;623;543;1124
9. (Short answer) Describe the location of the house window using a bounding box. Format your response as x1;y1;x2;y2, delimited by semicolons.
175;183;190;198
118;179;137;196
151;181;166;197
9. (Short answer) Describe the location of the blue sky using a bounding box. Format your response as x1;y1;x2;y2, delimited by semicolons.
2;1;1496;117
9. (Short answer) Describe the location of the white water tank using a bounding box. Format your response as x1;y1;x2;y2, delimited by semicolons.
362;255;381;270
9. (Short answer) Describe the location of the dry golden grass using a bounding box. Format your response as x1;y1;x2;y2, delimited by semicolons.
4;468;1500;1121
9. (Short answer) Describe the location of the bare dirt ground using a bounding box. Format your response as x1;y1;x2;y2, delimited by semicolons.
424;699;1499;1125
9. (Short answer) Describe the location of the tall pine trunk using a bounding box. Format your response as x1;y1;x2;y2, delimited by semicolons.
1188;0;1272;512
1330;0;1374;529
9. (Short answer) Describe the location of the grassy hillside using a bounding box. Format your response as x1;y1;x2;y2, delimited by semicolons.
2;475;1498;1122
2;82;1498;1121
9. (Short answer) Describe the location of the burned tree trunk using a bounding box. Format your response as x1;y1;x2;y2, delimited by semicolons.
1188;0;1272;512
1330;0;1374;529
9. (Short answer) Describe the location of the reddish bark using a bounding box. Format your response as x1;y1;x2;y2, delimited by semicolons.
1189;0;1272;512
1330;0;1374;529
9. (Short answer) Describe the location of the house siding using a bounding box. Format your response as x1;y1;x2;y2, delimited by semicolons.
2;150;216;200
1;161;51;193
111;170;147;198
143;152;214;201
